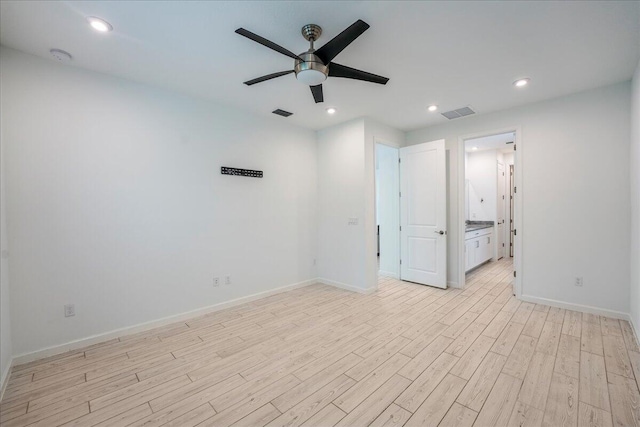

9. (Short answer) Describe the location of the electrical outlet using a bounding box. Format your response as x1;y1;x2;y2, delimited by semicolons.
64;304;75;317
213;277;220;287
225;275;231;285
575;277;583;287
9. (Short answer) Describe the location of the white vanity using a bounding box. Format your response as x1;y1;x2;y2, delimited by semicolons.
465;225;494;272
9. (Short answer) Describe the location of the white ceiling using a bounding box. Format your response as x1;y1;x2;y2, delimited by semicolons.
465;132;515;153
1;1;638;131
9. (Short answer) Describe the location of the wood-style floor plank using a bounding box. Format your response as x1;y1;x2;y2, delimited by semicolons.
508;401;544;427
405;374;466;426
608;372;640;427
518;352;555;411
473;373;522;427
502;334;538;380
439;402;478;427
578;402;613;427
456;352;506;412
579;351;611;413
369;403;410;427
542;372;578;427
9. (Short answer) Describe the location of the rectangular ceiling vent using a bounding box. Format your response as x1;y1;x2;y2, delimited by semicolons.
441;106;475;120
272;109;293;117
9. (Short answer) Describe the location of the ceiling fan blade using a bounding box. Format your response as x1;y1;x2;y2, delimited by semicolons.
314;19;370;64
235;28;303;61
328;63;389;85
310;84;324;103
243;70;294;86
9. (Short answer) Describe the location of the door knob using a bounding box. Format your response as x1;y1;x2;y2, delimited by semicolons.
434;230;446;235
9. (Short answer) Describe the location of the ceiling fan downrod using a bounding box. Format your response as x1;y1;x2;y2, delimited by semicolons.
301;24;322;51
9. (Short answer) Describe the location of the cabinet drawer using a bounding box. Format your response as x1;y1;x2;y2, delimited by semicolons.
465;227;492;240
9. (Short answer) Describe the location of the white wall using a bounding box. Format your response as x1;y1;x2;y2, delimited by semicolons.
630;59;640;330
0;126;13;388
466;150;498;222
0;48;318;357
317;119;367;291
376;144;400;277
407;82;632;316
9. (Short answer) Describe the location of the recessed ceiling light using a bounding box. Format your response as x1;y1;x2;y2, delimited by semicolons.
326;107;337;115
87;16;113;32
513;78;530;88
472;146;478;151
428;105;438;112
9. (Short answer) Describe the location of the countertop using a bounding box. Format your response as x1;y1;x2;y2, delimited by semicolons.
465;222;494;232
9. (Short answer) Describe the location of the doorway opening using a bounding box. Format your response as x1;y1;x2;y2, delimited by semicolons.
375;143;400;279
460;130;521;295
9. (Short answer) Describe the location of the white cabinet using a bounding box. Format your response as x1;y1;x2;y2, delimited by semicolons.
465;227;494;272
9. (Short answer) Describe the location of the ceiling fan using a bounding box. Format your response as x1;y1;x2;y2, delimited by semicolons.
235;20;389;103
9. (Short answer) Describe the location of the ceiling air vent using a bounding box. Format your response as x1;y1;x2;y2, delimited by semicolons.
272;109;293;117
441;106;475;120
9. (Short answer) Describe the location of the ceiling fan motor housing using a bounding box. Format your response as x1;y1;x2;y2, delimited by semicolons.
294;51;328;86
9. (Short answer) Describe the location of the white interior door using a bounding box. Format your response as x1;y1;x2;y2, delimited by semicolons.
497;162;506;259
400;140;447;288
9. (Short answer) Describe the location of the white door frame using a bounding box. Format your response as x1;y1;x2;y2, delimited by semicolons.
458;126;523;297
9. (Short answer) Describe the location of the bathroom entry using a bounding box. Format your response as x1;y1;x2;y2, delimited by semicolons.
463;132;515;276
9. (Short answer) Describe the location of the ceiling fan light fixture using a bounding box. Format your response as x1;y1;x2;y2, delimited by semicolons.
296;69;327;86
87;16;113;32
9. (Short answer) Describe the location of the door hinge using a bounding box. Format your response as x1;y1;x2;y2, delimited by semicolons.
399;157;401;163
503;243;505;247
514;271;517;277
514;186;517;194
399;191;402;197
503;195;505;199
514;229;517;236
514;144;517;151
399;226;402;232
400;259;402;265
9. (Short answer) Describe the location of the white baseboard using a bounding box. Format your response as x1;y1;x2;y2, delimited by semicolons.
12;278;318;366
0;358;13;402
447;281;460;289
520;294;631;321
378;270;399;279
316;278;376;294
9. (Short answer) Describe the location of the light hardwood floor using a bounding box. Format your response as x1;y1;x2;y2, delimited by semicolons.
2;258;640;426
